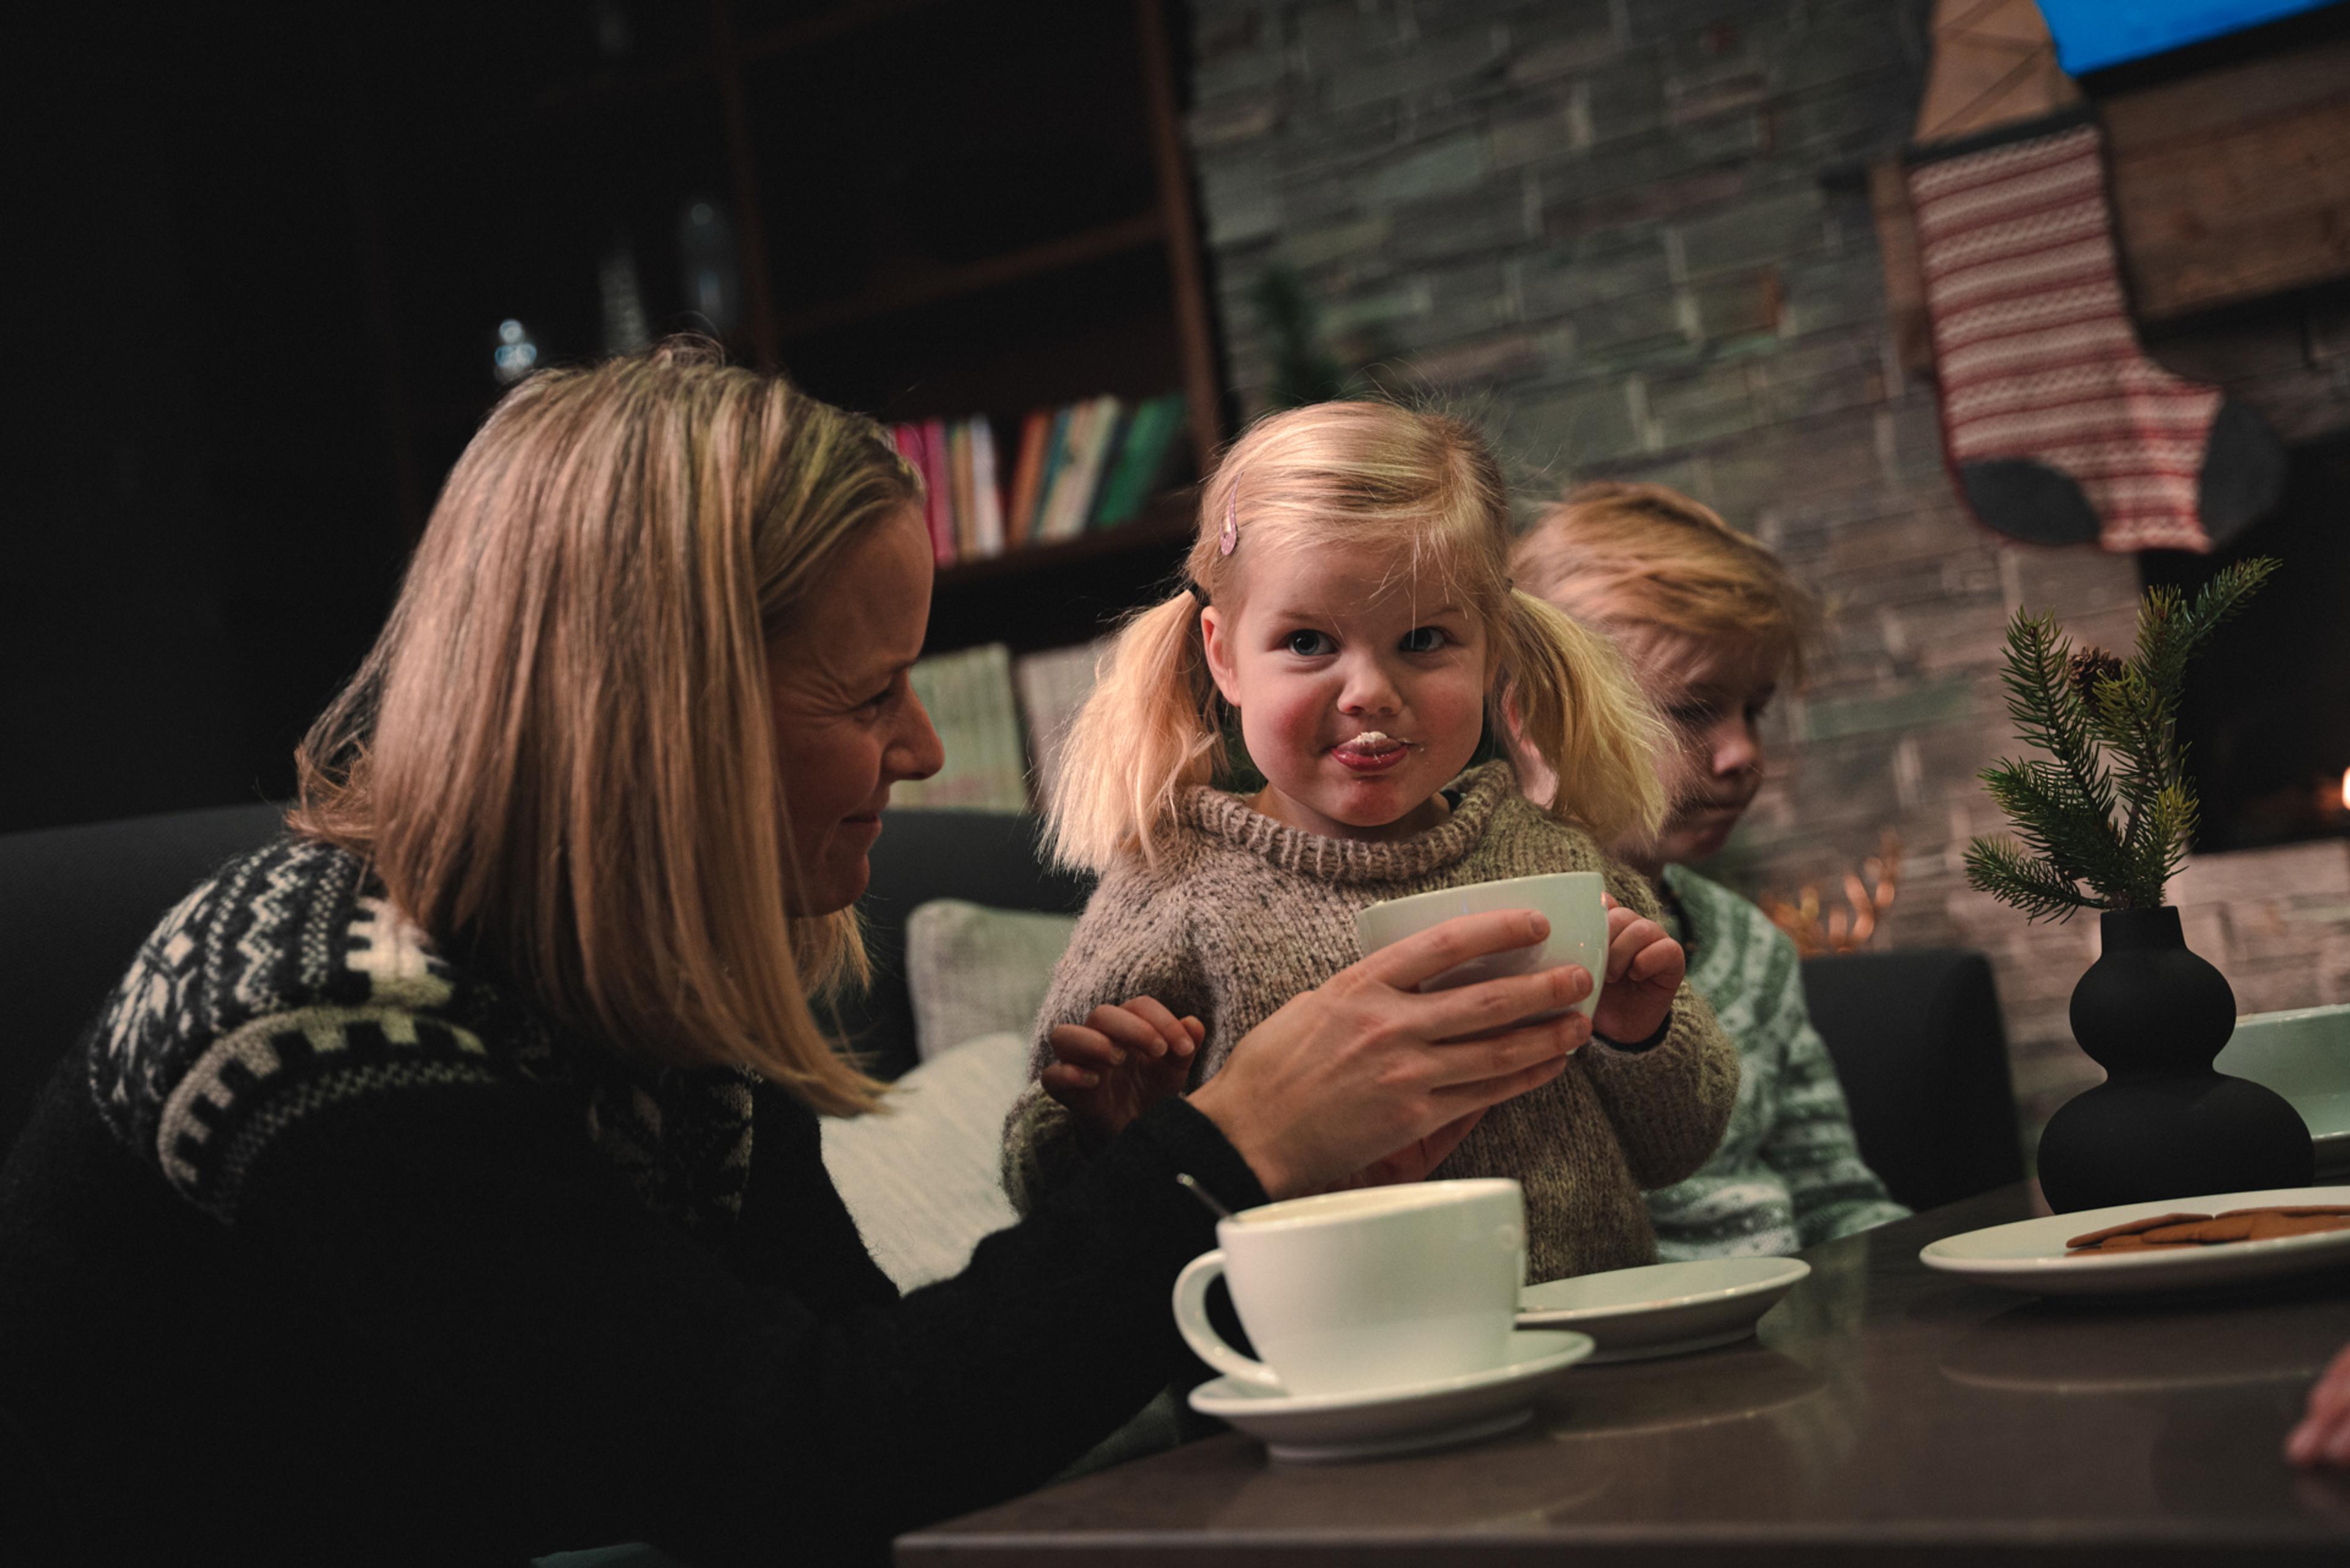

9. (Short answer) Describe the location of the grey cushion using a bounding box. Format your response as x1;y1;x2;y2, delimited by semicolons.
904;900;1079;1062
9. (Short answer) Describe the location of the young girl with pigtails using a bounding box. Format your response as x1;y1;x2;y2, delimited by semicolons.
1000;401;1738;1285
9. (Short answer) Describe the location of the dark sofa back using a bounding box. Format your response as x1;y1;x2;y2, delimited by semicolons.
1800;947;2026;1212
0;802;289;1151
0;804;1086;1149
4;805;2024;1208
836;810;1095;1080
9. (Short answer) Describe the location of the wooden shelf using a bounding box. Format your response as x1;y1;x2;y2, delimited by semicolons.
774;212;1168;341
528;0;966;117
373;0;1225;657
531;56;714;118
734;0;960;64
938;495;1192;588
925;491;1196;656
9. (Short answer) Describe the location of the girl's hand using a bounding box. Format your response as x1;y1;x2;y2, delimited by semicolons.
1042;996;1202;1144
2287;1339;2350;1468
1188;909;1586;1198
1590;894;1684;1047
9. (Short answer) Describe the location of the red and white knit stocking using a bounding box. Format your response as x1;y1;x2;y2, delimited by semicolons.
1906;114;2285;553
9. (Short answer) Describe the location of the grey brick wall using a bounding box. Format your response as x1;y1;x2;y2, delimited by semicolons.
1184;0;2350;1151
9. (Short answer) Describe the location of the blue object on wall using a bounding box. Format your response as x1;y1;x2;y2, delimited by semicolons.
2036;0;2341;74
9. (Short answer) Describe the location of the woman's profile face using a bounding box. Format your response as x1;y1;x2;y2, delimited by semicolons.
765;505;944;914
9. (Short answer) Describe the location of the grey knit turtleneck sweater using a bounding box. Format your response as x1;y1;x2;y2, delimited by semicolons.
1001;761;1739;1284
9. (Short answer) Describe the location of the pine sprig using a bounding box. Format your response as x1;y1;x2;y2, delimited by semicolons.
1965;558;2275;923
1964;835;2102;922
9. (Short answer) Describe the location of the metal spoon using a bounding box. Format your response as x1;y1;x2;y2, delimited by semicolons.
1175;1172;1234;1220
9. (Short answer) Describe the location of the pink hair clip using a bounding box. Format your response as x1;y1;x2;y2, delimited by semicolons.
1219;489;1238;556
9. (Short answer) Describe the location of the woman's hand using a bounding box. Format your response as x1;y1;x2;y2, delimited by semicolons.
1188;910;1589;1199
1590;894;1684;1047
2288;1340;2350;1468
1311;1107;1489;1194
1043;997;1201;1145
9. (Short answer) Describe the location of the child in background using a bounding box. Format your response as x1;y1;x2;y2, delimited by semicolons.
1512;482;1908;1256
1001;404;1738;1285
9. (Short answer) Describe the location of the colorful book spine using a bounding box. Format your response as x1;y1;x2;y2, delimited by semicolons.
969;417;1005;558
919;417;955;566
944;420;972;562
902;390;1185;566
1046;395;1124;540
893;424;953;566
1030;406;1077;542
1089;392;1187;529
1004;409;1052;550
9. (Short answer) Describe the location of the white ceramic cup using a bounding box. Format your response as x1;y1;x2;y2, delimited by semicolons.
1354;871;1608;1024
1171;1179;1527;1398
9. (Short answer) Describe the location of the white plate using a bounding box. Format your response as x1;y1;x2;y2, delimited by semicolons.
1188;1329;1593;1463
1515;1256;1810;1362
1919;1185;2350;1296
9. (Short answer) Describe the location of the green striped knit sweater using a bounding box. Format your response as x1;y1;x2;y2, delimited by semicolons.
1645;865;1908;1257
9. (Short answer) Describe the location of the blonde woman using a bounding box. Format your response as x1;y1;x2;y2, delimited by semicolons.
1002;401;1739;1287
0;345;1586;1566
1512;482;1907;1257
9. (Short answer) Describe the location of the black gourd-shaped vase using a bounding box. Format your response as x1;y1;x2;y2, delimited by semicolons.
2035;906;2313;1212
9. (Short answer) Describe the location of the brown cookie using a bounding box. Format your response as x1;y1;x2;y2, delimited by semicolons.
2215;1205;2350;1219
2065;1212;2211;1250
2068;1234;2199;1253
2245;1212;2350;1241
2143;1215;2260;1244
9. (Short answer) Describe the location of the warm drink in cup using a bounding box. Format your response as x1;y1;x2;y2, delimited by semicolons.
1355;871;1608;1024
1171;1179;1526;1398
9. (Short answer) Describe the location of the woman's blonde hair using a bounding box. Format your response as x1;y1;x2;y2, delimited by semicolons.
1048;401;1667;872
1510;482;1814;680
291;338;916;1116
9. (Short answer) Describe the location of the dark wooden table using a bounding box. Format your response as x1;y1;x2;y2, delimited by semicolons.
899;1185;2350;1564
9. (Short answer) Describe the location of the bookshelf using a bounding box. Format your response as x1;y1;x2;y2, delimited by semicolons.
370;0;1222;666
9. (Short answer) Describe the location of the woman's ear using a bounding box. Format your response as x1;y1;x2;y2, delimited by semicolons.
1198;605;1245;707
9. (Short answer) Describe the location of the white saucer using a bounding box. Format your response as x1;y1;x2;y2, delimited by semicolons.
1515;1256;1811;1362
1919;1184;2350;1296
1188;1329;1594;1463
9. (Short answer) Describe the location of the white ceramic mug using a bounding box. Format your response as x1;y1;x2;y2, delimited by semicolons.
2215;1002;2350;1140
1355;871;1608;1023
1171;1179;1526;1398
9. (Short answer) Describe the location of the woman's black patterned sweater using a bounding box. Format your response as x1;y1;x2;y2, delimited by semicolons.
0;837;1263;1565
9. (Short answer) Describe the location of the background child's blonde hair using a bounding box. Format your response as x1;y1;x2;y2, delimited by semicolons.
1510;482;1815;680
1048;401;1668;872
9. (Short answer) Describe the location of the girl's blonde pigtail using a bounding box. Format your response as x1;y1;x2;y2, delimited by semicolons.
1500;589;1669;847
1045;591;1226;873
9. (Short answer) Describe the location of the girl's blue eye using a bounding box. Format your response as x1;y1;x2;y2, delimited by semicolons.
1400;627;1448;654
1285;630;1335;657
